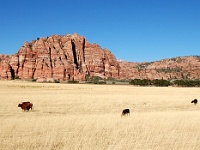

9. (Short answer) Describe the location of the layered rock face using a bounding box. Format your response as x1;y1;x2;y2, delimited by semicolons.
0;54;13;80
119;56;200;80
0;33;200;81
0;34;119;81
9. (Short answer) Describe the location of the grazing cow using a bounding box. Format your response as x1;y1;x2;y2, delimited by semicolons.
121;109;130;117
191;99;198;105
18;101;33;111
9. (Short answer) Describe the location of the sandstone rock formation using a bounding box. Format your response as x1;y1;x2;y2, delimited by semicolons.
0;33;200;81
119;56;200;80
0;34;120;81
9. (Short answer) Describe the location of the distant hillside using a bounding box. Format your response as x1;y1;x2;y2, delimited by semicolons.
0;34;199;82
119;56;200;80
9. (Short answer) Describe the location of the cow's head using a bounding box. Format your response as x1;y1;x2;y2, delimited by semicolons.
18;104;22;107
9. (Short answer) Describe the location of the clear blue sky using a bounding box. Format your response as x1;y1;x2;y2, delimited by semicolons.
0;0;199;62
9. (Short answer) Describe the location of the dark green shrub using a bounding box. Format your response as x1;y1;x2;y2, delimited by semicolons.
68;80;79;84
15;76;20;79
86;76;105;84
129;79;151;86
152;79;170;87
173;80;200;87
54;80;60;83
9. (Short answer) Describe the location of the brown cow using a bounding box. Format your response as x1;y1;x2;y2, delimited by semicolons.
18;101;33;111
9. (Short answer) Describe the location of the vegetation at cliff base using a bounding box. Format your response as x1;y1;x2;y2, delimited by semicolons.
129;79;200;87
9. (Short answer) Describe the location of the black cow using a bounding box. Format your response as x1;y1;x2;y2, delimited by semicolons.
121;109;130;117
191;99;198;105
18;101;33;111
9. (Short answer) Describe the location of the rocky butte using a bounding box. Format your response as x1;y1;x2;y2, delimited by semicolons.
0;34;119;82
0;33;200;82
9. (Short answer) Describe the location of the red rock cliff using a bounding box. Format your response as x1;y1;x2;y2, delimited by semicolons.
0;34;120;81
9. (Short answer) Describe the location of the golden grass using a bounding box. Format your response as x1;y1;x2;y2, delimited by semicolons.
0;80;200;150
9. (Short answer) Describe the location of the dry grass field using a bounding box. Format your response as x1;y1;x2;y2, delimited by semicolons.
0;80;200;150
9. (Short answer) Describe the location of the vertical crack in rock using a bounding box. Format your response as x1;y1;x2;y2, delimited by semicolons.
82;38;86;62
41;59;44;70
32;68;36;79
103;51;106;76
32;56;37;79
49;47;53;77
16;55;20;75
64;54;68;60
61;44;68;60
63;69;66;79
71;40;78;69
9;65;15;79
21;54;26;71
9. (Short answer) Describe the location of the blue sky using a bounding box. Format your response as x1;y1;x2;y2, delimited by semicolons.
0;0;199;62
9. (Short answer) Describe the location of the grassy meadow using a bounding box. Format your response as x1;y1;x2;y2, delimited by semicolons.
0;80;200;150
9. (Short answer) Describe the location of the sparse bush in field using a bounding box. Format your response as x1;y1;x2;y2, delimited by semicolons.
129;79;170;87
106;77;115;81
173;80;200;87
54;79;60;83
14;76;20;79
86;76;105;84
31;77;36;82
68;80;79;84
129;79;151;86
98;81;106;84
32;79;37;82
106;77;129;84
152;79;171;87
129;79;200;87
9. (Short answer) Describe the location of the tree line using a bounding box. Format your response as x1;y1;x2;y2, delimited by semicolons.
129;79;200;87
85;76;200;87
